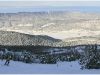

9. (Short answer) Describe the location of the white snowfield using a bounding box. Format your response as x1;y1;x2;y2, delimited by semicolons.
18;23;33;26
41;23;55;28
4;29;100;39
0;60;100;74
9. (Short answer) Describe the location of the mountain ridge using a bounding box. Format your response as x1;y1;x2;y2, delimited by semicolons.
0;30;100;47
0;11;100;46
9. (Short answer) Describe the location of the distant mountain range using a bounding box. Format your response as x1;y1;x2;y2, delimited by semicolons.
0;11;100;46
0;11;100;31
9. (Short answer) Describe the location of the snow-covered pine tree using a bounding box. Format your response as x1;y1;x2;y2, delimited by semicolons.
79;44;100;69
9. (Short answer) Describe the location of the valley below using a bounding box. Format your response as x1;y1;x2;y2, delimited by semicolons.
0;11;100;46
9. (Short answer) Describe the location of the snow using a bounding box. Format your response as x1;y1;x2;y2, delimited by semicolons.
0;60;100;74
75;47;84;53
5;49;9;54
1;28;100;39
5;29;100;40
47;48;70;54
97;46;100;49
18;23;33;26
41;23;55;28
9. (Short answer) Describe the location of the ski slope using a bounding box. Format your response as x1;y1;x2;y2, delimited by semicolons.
0;60;100;74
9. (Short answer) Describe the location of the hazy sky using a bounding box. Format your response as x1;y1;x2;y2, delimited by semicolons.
0;1;100;7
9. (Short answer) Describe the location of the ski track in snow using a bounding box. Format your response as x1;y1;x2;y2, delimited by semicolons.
0;60;100;74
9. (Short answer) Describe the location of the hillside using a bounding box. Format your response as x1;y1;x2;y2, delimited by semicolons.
0;30;100;47
0;30;59;46
61;36;100;46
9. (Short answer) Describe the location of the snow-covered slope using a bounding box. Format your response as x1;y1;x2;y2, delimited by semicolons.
0;60;100;74
5;29;100;39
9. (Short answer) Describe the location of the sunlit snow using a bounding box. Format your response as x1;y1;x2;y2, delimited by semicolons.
0;60;100;74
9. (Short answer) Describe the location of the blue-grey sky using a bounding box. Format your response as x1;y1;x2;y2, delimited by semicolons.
0;1;100;7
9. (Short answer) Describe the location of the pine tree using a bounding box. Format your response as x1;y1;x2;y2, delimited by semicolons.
79;44;100;69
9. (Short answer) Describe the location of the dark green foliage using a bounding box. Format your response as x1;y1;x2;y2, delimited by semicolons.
0;31;57;46
79;44;100;69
